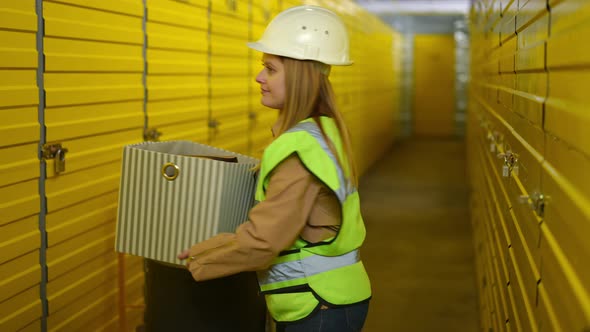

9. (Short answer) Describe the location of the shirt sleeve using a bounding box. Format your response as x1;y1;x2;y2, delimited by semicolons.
186;153;322;281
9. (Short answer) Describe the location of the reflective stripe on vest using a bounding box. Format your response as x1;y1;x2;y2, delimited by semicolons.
258;249;360;286
285;121;355;202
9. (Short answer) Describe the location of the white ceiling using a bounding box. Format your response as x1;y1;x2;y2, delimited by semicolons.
355;0;471;15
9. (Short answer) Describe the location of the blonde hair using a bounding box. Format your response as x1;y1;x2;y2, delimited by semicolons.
275;57;358;187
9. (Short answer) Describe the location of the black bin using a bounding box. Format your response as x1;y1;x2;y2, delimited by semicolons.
143;259;266;332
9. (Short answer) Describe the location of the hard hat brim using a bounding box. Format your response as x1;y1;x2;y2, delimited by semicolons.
247;42;353;66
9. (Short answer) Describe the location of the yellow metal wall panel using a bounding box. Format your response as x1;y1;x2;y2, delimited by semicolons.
548;1;590;68
506;283;523;331
539;223;590;331
0;30;36;68
148;98;208;127
148;49;207;74
147;75;208;100
19;319;41;332
0;107;38;148
210;13;249;39
0;216;38;265
499;37;517;73
45;192;117;246
47;277;118;332
0;143;38;188
498;73;516;112
517;10;548;47
43;1;143;44
515;41;545;72
209;116;250;155
45;102;144;142
48;0;143;16
482;157;510;285
0;180;39;226
211;0;249;19
0;1;36;35
211;98;250;118
545;71;590;156
44;73;143;107
45;37;143;72
150;121;209;142
507;247;538;332
499;2;517;42
145;0;209;144
251;3;272;25
413;35;455;136
251;22;267;40
505;206;540;311
45;162;120;212
0;250;39;303
537;283;562;332
211;77;249;97
542;137;590;283
282;0;302;9
512;73;546;127
47;231;115;282
211;34;249;57
0;285;41;331
0;70;38;108
516;10;547;69
147;0;208;30
46;251;117;314
146;22;208;51
516;0;547;32
212;57;249;76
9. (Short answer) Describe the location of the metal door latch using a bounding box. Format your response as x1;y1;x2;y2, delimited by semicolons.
497;150;519;178
42;143;68;174
519;192;546;217
226;0;237;11
144;128;162;142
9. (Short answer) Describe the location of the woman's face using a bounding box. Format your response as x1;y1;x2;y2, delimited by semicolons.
256;54;286;110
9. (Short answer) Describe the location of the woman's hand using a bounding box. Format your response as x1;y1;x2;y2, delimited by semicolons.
177;249;192;262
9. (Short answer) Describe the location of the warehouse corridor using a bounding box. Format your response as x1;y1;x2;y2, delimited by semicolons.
359;138;479;332
3;0;590;330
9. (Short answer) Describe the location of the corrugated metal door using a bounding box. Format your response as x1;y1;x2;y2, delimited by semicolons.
42;0;145;330
0;1;42;330
413;34;455;136
210;0;250;155
145;0;208;143
470;0;590;330
540;0;590;330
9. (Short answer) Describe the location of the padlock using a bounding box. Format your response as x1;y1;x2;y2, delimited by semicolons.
502;165;510;177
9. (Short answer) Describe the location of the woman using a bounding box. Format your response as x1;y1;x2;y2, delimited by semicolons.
179;5;371;331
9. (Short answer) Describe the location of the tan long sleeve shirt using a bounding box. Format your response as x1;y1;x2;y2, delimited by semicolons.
185;154;342;281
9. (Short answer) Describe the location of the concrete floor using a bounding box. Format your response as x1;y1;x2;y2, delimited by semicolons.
359;138;479;332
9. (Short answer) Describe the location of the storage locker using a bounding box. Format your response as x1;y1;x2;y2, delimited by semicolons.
0;1;41;330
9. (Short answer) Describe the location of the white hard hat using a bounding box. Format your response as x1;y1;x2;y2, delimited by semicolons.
248;5;353;66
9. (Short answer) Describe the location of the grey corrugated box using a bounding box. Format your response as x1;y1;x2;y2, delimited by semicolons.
115;140;259;265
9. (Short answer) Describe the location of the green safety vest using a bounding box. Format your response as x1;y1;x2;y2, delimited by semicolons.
255;116;372;323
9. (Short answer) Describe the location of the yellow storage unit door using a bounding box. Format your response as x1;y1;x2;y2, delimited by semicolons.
210;10;250;155
0;1;41;331
41;0;145;330
146;0;209;141
413;34;455;137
